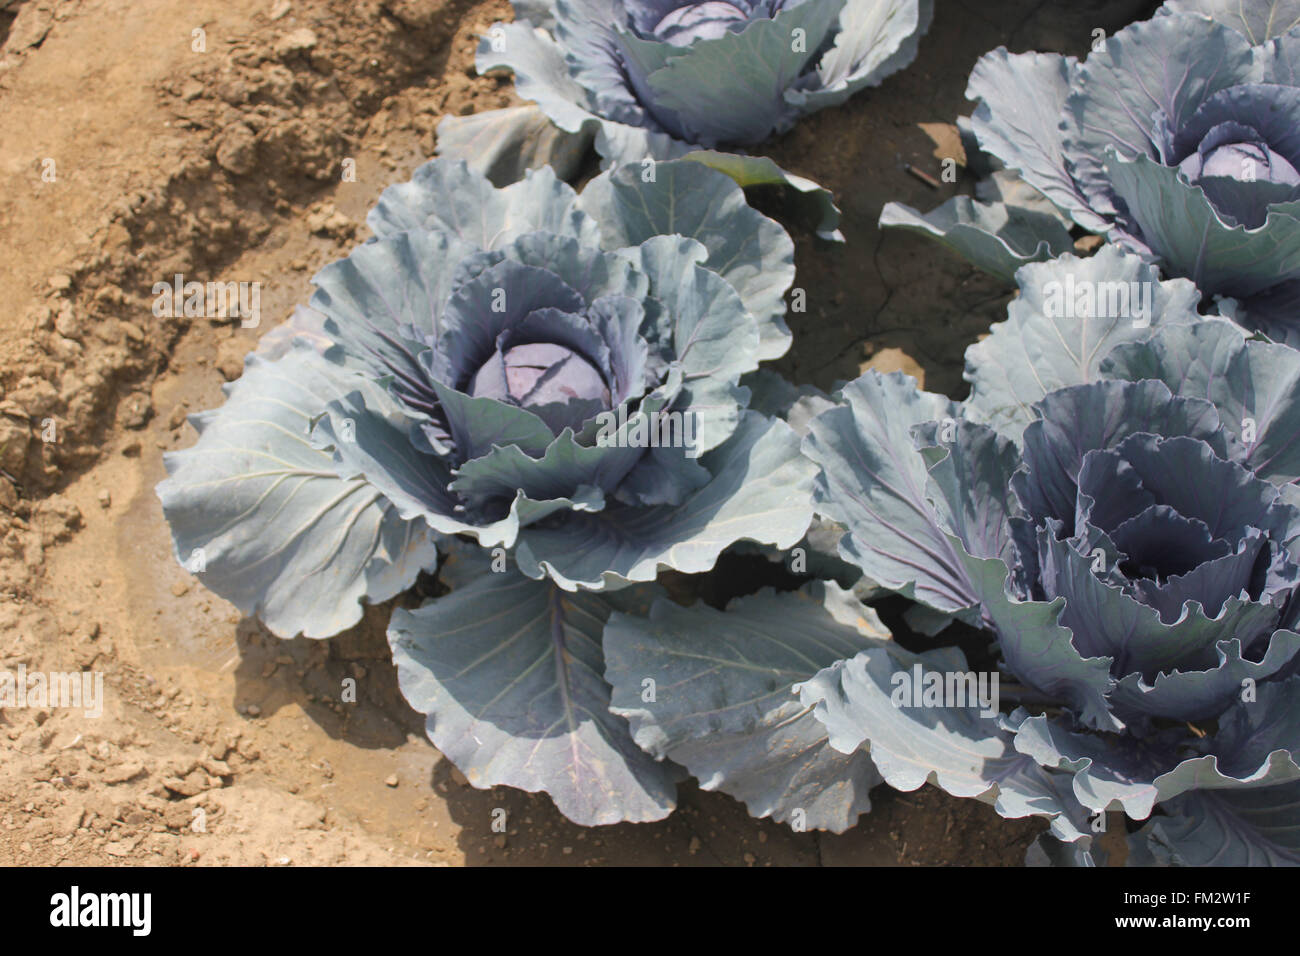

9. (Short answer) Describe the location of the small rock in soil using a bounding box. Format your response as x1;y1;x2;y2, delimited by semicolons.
275;28;317;58
215;123;258;176
102;762;146;785
120;394;152;429
54;306;81;339
215;339;248;381
0;416;31;474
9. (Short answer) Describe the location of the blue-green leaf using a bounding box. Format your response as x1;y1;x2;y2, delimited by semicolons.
435;104;594;186
963;246;1203;442
605;584;884;832
879;197;1073;283
388;569;677;825
514;411;814;589
1015;677;1300;818
157;342;438;639
965;48;1109;232
1101;320;1300;483
1140;782;1300;865
1160;0;1300;43
368;160;598;249
800;644;1093;841
803;0;935;106
803;370;974;612
577;160;797;358
1105;151;1300;299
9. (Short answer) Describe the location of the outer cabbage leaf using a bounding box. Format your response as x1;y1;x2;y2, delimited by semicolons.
963;246;1203;441
306;227;481;387
801;0;935;106
913;418;1021;566
1268;22;1300;82
476;19;597;134
802;370;976;613
947;541;1119;731
435;104;594;186
367;160;598;249
679;151;845;243
877;197;1073;283
388;568;678;826
1104;151;1300;301
1138;782;1300;865
1161;0;1300;42
157;341;439;639
1014;677;1300;819
800;643;1093;842
965;48;1108;232
604;584;884;832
